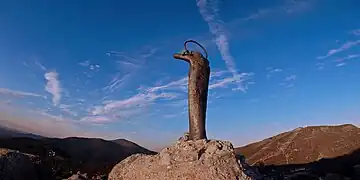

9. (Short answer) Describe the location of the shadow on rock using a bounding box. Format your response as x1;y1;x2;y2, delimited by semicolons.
240;148;360;179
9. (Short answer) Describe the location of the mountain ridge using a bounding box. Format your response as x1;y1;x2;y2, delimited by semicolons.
0;125;156;179
0;123;45;139
235;123;360;166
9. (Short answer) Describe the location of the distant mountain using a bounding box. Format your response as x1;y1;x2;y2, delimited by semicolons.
0;124;44;139
0;136;156;179
111;138;154;154
236;124;360;166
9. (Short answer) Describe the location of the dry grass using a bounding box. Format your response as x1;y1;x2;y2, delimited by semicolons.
236;124;360;165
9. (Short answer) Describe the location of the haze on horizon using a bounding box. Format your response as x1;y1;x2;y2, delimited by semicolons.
0;0;360;150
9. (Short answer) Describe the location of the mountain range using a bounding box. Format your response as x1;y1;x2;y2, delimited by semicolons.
1;123;359;179
0;124;155;179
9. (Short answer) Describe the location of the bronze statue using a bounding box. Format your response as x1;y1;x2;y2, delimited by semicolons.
173;40;210;141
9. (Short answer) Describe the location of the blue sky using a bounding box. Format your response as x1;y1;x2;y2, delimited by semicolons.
0;0;360;150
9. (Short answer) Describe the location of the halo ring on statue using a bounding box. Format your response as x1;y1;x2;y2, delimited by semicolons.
184;40;208;59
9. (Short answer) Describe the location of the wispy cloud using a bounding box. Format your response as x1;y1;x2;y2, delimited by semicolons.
336;62;346;67
226;0;311;29
84;68;249;124
146;77;188;93
209;72;252;92
0;88;44;98
335;54;360;62
196;0;237;76
44;71;62;106
266;67;283;78
284;75;297;81
350;29;360;36
78;60;100;71
80;116;112;124
333;54;360;67
0;106;125;140
78;60;90;67
35;60;47;71
33;109;67;122
280;75;297;88
59;104;78;117
317;40;360;60
92;92;178;116
103;73;131;93
103;47;158;93
316;62;325;70
196;0;254;92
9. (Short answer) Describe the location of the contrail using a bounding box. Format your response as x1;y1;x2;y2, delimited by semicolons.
196;0;238;77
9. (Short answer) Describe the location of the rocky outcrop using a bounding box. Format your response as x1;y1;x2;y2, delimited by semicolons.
0;148;38;180
108;135;257;180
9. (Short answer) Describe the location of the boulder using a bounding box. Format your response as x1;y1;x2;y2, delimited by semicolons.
0;148;38;180
109;135;255;180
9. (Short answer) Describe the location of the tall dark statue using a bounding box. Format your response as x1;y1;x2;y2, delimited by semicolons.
173;40;210;141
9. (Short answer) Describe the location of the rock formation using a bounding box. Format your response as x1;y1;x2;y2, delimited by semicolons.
173;40;210;141
108;134;256;180
0;148;38;180
108;41;258;180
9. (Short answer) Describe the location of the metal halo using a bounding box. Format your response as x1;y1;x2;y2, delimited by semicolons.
184;40;208;59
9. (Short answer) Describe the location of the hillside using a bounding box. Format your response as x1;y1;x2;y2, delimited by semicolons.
0;136;156;179
236;124;360;166
0;124;44;139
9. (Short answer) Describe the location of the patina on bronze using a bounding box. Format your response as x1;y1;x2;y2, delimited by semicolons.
173;40;210;141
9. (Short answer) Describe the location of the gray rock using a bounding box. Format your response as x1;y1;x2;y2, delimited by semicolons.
66;171;88;180
108;136;255;180
0;148;38;180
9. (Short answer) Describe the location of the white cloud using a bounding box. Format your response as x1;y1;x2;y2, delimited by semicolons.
87;69;247;124
103;47;157;93
78;60;90;67
0;106;123;139
44;71;62;106
284;75;297;81
280;74;297;88
33;109;67;122
80;116;112;124
146;77;188;93
196;0;237;76
147;70;252;94
196;0;253;92
350;29;360;36
78;60;100;71
209;73;252;92
266;67;283;78
317;40;360;60
103;73;131;93
223;0;311;33
35;60;47;71
336;62;346;67
140;47;158;59
0;88;44;98
59;104;78;117
315;62;325;70
92;92;178;116
210;70;228;78
335;54;360;63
